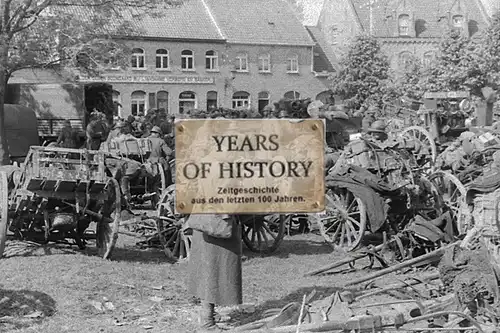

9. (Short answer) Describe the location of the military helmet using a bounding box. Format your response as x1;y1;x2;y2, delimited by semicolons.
151;126;162;134
367;120;387;133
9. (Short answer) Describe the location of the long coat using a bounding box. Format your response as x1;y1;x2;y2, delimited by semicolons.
187;216;243;306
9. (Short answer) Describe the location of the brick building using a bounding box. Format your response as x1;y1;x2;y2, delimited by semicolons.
73;0;337;117
309;0;491;75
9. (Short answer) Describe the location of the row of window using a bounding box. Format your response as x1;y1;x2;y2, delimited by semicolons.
397;14;465;36
114;90;309;116
131;48;300;73
397;50;436;69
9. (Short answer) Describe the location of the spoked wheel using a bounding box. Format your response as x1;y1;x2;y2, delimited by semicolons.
400;126;437;171
313;188;367;251
150;163;167;209
239;214;287;254
0;171;9;258
96;178;121;259
428;171;468;235
156;185;192;260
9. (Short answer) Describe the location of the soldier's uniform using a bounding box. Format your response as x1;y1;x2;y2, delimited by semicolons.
86;114;109;150
147;126;173;187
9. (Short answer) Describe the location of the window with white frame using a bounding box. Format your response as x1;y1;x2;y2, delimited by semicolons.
179;91;196;113
452;15;464;29
258;91;270;111
235;53;248;72
286;54;299;73
156;49;169;69
181;50;194;70
398;14;410;36
131;90;146;116
284;91;300;100
112;90;122;117
207;91;218;111
205;50;218;70
157;91;169;112
232;91;250;109
398;51;412;70
258;54;271;72
422;52;435;68
131;48;145;69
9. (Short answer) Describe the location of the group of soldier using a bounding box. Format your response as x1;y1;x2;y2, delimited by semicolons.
55;109;175;208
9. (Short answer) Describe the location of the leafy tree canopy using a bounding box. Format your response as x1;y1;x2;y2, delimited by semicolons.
0;0;184;165
329;35;391;110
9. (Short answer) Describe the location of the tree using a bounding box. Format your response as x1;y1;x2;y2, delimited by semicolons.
421;30;485;97
392;54;427;101
329;35;391;111
0;0;183;165
477;10;500;91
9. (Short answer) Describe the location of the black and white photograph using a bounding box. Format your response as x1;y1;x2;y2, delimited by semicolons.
0;0;500;332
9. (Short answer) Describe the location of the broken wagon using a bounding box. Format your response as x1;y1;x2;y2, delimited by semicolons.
309;135;457;258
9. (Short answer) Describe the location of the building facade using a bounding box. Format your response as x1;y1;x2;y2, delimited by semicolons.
311;0;491;75
75;0;336;118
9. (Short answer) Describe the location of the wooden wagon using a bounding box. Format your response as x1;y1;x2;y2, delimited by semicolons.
0;146;122;259
103;138;170;209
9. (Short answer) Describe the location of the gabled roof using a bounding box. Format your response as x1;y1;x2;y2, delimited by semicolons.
54;0;225;41
350;0;490;38
204;0;315;46
305;26;339;72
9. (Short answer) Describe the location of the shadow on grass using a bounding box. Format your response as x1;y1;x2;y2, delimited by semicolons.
3;240;83;259
226;286;341;327
98;246;176;264
242;237;333;260
0;289;56;330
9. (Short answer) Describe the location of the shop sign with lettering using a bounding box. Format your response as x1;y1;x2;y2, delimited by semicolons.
78;75;215;84
174;119;325;214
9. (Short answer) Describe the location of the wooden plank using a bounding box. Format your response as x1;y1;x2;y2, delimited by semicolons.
32;190;106;201
26;178;43;191
55;181;77;192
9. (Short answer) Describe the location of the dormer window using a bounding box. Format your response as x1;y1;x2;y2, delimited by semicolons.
398;14;410;36
452;15;464;30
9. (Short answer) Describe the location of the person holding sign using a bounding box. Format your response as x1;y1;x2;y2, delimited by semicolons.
186;214;242;332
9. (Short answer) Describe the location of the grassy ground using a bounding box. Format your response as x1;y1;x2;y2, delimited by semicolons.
0;231;408;333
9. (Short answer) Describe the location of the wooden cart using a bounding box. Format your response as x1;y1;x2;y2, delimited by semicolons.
0;146;122;259
103;138;169;209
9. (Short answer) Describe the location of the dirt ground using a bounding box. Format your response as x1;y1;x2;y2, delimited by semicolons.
0;230;429;333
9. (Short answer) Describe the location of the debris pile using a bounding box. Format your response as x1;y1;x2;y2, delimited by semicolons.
236;228;500;332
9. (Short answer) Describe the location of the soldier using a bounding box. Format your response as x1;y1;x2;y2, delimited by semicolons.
57;120;79;149
106;120;125;144
366;120;388;143
86;111;109;150
147;126;174;191
110;122;142;203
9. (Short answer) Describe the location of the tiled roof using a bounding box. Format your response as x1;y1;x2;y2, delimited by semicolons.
204;0;315;46
54;1;224;41
306;26;339;72
350;0;490;38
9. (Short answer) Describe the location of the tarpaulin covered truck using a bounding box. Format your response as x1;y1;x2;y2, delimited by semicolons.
5;82;114;144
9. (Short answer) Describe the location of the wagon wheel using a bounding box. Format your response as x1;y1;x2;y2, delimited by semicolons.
150;163;167;209
428;171;469;235
240;214;287;254
156;186;192;260
96;178;121;259
400;126;437;170
0;171;9;258
314;188;367;251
